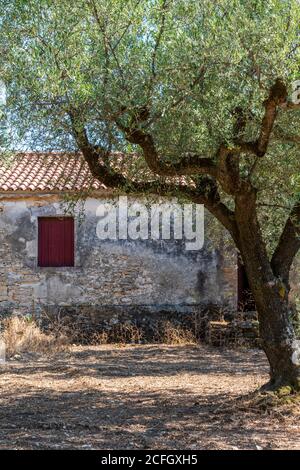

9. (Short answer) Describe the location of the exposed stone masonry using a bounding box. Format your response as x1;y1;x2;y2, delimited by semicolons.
0;194;237;325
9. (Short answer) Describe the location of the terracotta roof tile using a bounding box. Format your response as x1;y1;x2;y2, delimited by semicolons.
0;152;106;193
0;151;191;193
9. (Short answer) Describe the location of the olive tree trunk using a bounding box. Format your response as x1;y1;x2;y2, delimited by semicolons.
235;191;300;391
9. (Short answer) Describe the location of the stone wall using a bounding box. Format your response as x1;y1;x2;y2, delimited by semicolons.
0;193;237;321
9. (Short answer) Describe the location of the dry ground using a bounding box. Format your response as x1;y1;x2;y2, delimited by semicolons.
0;344;299;450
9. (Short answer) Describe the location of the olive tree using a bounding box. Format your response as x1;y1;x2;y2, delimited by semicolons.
2;0;300;391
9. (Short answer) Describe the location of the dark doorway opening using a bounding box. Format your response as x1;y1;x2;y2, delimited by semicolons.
237;255;255;311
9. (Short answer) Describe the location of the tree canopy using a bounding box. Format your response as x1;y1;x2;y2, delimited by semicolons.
1;0;300;251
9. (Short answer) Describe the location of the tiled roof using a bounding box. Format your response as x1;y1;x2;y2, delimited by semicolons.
0;152;108;192
0;151;191;193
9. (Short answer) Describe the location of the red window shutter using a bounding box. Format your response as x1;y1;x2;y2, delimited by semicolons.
38;217;74;267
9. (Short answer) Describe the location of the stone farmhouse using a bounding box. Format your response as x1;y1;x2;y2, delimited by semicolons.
0;152;297;333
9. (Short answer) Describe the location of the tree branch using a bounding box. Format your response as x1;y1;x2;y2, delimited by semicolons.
117;118;218;177
217;146;240;194
69;112;237;240
280;101;300;110
189;176;238;240
236;79;288;157
150;0;168;81
69;111;128;187
271;201;300;286
272;126;300;146
256;79;287;156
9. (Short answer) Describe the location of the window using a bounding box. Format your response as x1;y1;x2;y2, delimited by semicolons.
38;217;74;267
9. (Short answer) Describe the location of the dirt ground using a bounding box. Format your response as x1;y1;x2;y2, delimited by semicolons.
0;344;299;450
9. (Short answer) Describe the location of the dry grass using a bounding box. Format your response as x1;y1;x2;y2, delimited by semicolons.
157;321;197;344
98;323;144;344
88;321;197;345
41;311;199;346
73;322;196;346
0;316;69;357
0;315;197;359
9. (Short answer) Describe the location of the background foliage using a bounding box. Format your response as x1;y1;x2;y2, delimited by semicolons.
0;0;300;252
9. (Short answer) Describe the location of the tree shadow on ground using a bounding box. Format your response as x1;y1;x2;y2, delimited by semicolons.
0;344;295;450
2;344;267;380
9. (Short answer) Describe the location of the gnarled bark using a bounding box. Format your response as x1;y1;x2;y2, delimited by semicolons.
235;191;300;391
